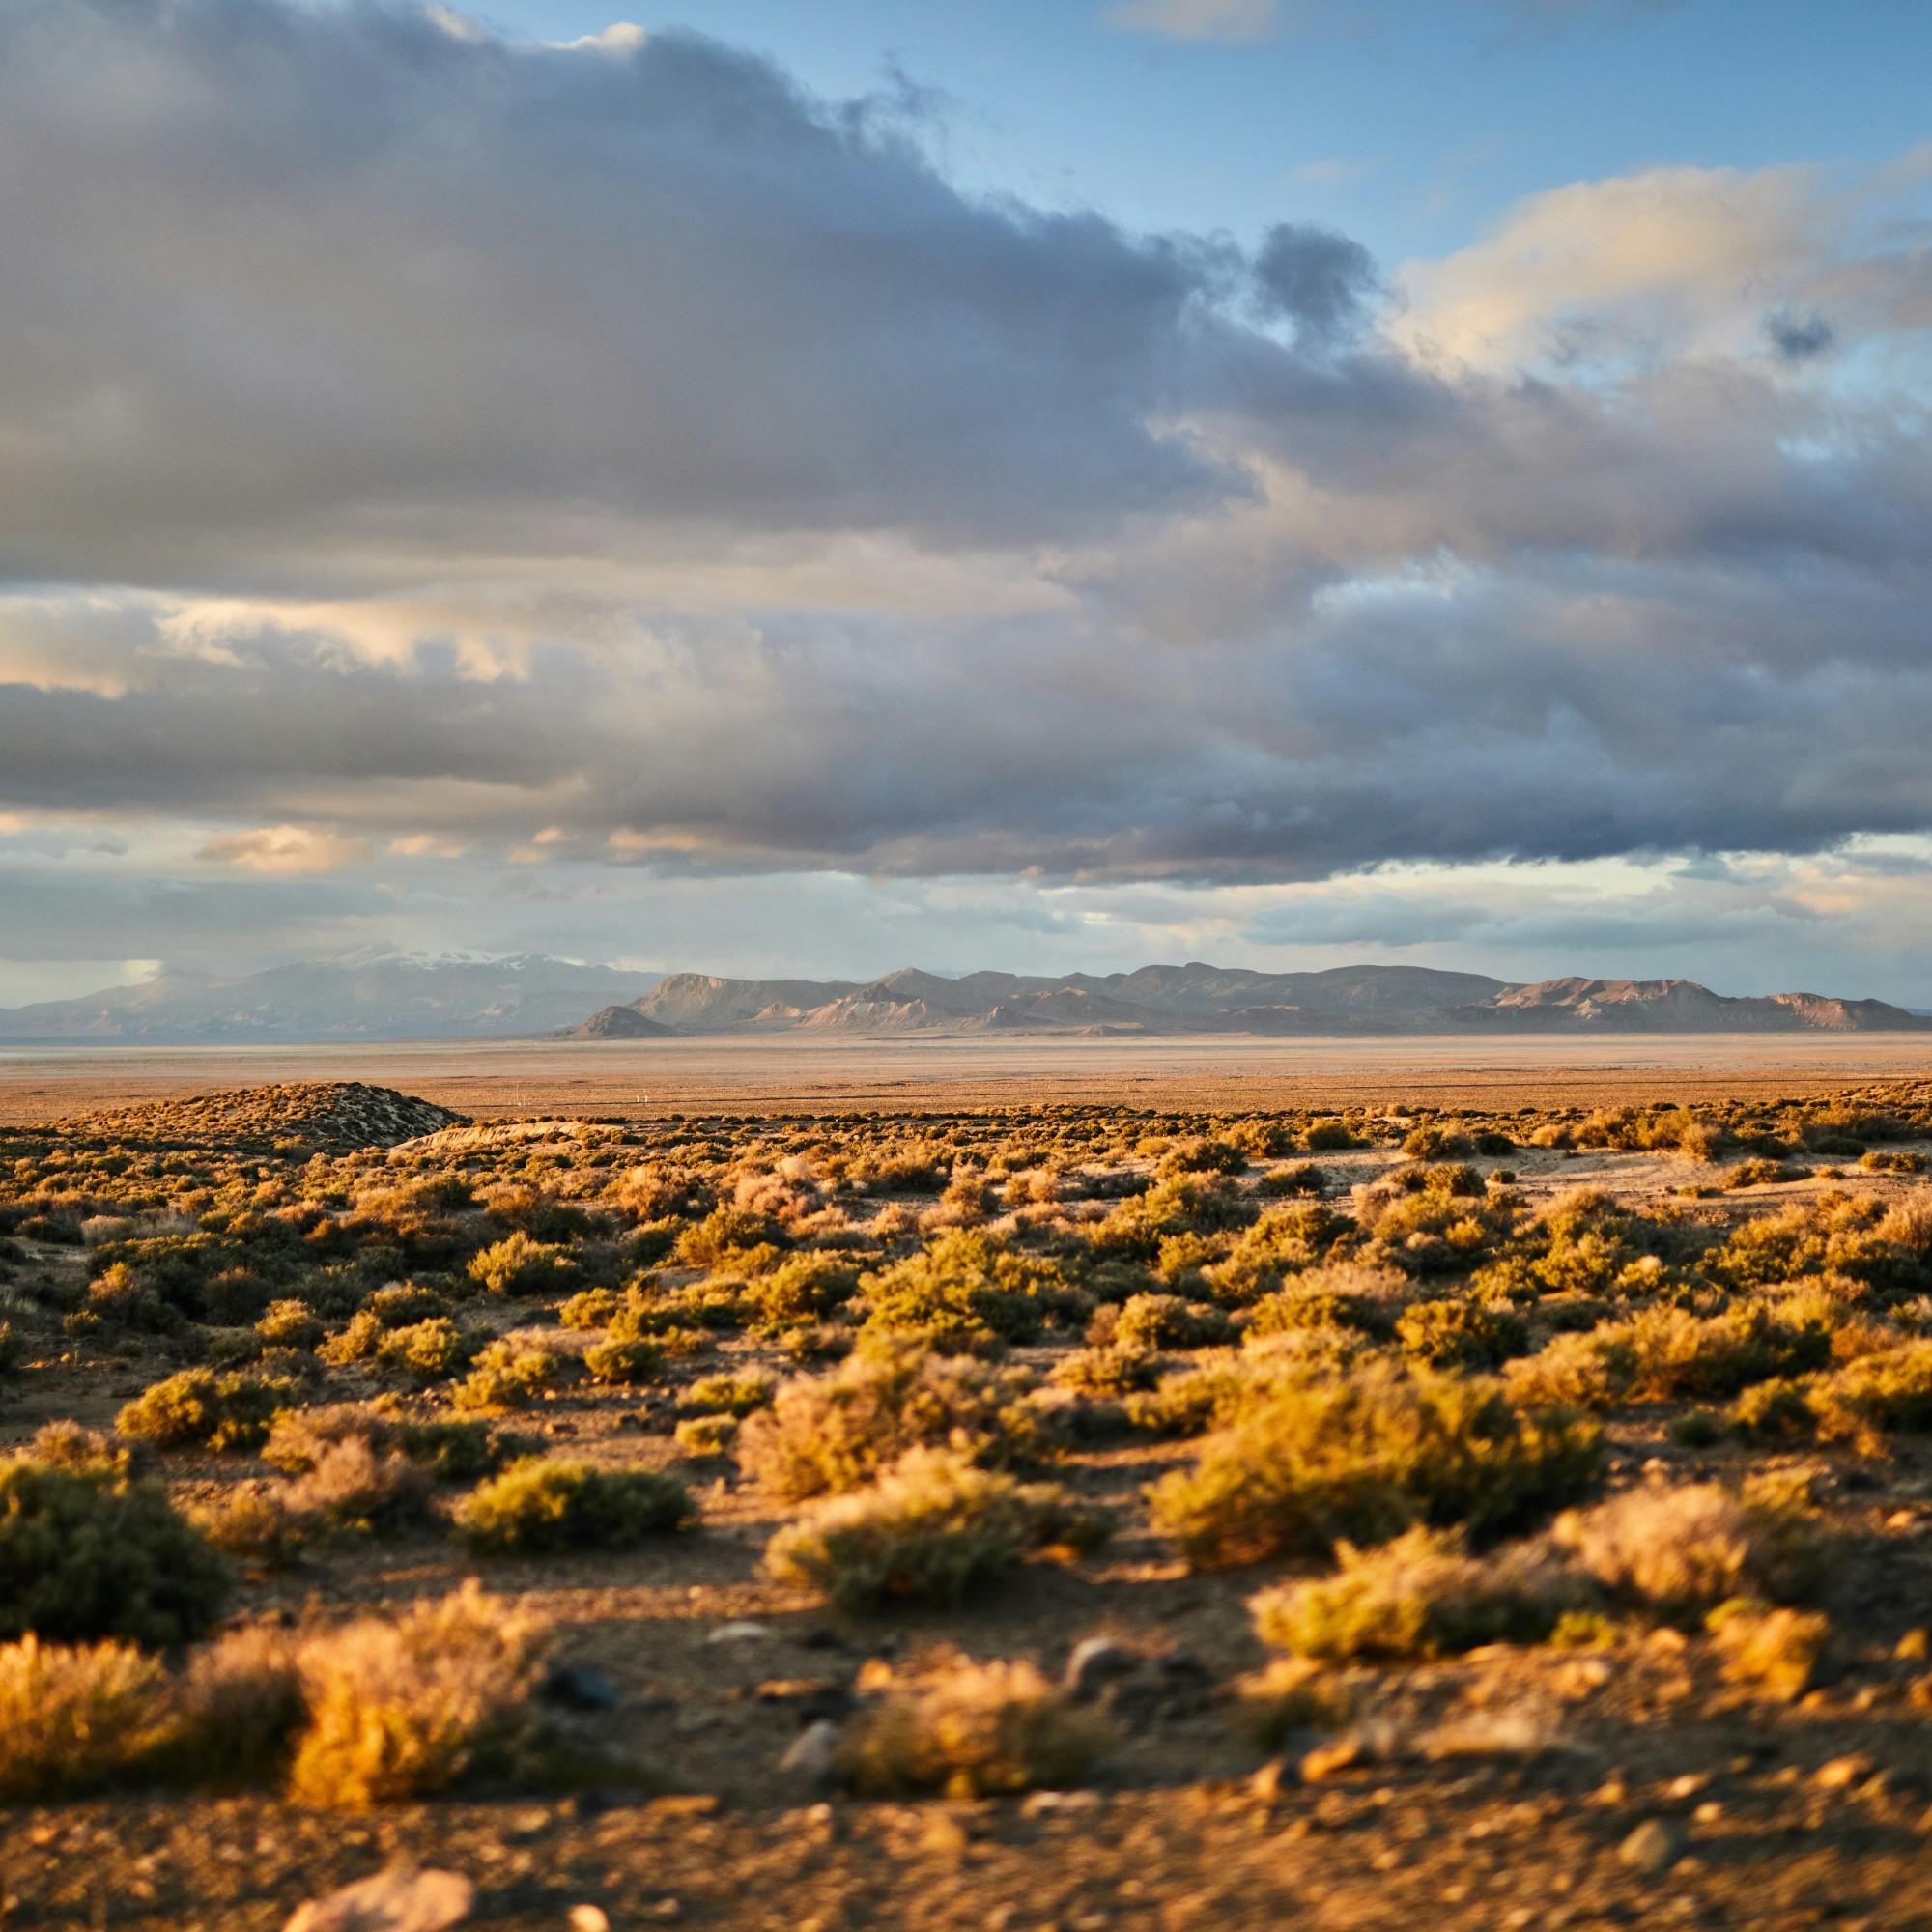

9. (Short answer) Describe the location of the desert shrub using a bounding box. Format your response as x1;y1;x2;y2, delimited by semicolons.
1861;1149;1927;1176
287;1584;547;1808
193;1483;317;1567
449;1340;571;1412
738;1340;1052;1500
582;1336;664;1385
1257;1161;1328;1198
284;1438;435;1536
468;1232;583;1299
557;1287;623;1330
839;1658;1111;1798
1552;1482;1820;1613
21;1420;148;1478
1158;1137;1247;1178
397;1417;510;1481
0;1635;169;1800
744;1251;860;1331
1302;1119;1361;1151
1148;1362;1602;1569
1249;1525;1578;1661
1109;1293;1236;1351
116;1369;296;1452
454;1458;695;1554
377;1317;485;1384
255;1298;325;1350
1051;1345;1164;1396
1235;1657;1357;1748
675;1414;739;1455
676;1206;783;1268
1401;1123;1473;1159
0;1451;231;1647
1243;1260;1409;1339
861;1229;1071;1350
157;1626;306;1786
1804;1338;1932;1450
1396;1298;1531;1370
764;1448;1108;1612
682;1370;777;1417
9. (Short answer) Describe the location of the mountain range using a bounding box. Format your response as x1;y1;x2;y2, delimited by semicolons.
1;954;1924;1045
559;963;1932;1039
0;951;664;1044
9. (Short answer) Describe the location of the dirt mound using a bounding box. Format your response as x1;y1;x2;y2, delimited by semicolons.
53;1081;465;1152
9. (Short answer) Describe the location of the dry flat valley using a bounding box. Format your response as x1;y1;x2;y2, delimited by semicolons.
7;1050;1932;1928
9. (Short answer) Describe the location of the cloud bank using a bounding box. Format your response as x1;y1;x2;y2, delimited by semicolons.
0;1;1929;990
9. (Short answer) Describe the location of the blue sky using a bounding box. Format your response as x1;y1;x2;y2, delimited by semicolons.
490;0;1932;261
1;0;1930;1007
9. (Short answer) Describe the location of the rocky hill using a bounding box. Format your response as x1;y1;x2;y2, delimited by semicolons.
575;961;1932;1038
45;1082;464;1153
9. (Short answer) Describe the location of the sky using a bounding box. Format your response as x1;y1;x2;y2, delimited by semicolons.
2;0;1932;1006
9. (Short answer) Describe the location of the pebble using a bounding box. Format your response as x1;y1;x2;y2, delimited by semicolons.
1064;1637;1137;1702
1020;1789;1103;1817
781;1718;842;1788
569;1910;611;1932
921;1811;973;1856
283;1867;474;1932
542;1664;621;1713
707;1620;775;1644
1618;1818;1686;1877
1816;1754;1874;1791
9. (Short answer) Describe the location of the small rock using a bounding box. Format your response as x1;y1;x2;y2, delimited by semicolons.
1816;1753;1875;1791
1249;1758;1294;1802
1894;1629;1929;1662
284;1867;474;1932
1020;1789;1102;1817
1618;1819;1685;1877
1064;1637;1136;1702
706;1620;774;1644
1299;1738;1365;1783
781;1719;841;1788
569;1911;611;1932
541;1664;620;1713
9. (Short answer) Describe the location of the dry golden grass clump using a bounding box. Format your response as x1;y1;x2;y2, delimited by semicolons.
1249;1524;1581;1662
1147;1361;1601;1568
287;1584;548;1808
0;1635;170;1800
738;1338;1054;1500
1551;1481;1822;1613
839;1657;1112;1797
764;1447;1108;1612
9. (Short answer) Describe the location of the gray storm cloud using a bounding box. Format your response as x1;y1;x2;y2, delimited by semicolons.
0;0;1929;903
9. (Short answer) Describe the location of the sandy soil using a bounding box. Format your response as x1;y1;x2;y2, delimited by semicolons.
8;1032;1932;1122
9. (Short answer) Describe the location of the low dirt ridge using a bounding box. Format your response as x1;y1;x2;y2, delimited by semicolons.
47;1081;465;1153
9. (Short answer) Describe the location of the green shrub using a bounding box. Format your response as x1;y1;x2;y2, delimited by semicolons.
255;1299;325;1350
764;1448;1108;1613
1148;1362;1601;1569
674;1414;739;1456
681;1371;777;1417
1109;1293;1236;1351
116;1369;296;1452
582;1336;664;1385
861;1229;1070;1350
449;1340;571;1412
0;1453;231;1646
1396;1298;1531;1370
454;1458;695;1554
745;1252;860;1331
378;1317;485;1384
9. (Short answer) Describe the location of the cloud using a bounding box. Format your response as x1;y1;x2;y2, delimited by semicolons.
199;825;373;877
0;2;1930;997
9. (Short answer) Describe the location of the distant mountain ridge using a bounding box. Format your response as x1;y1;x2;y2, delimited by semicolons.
556;963;1932;1038
0;951;666;1043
